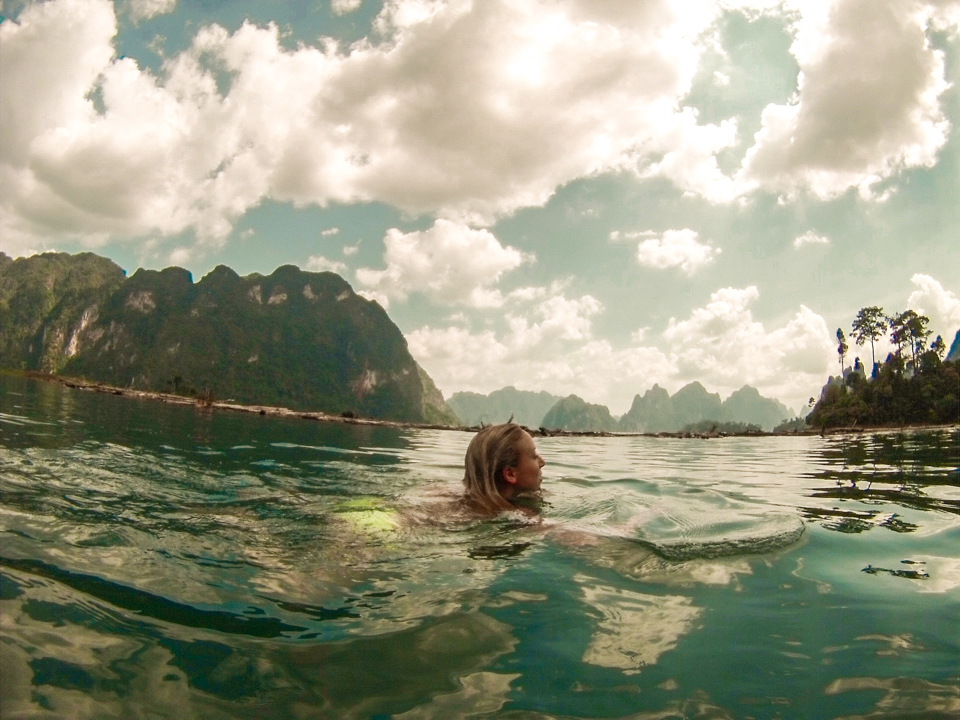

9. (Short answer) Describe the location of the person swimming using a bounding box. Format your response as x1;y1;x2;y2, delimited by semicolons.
462;422;546;515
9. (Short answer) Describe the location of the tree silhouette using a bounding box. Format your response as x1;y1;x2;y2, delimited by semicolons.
851;306;886;370
890;310;931;368
931;335;946;359
889;311;913;365
837;328;848;373
906;312;932;364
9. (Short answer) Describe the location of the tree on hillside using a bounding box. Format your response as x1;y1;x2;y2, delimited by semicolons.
931;335;946;360
851;306;887;369
889;311;913;365
890;310;931;368
837;328;848;373
906;312;931;365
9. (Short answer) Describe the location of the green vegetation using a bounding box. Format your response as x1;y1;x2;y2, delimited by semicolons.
541;395;618;432
0;252;459;424
0;252;125;371
773;417;808;433
851;306;886;368
680;420;762;434
809;307;959;428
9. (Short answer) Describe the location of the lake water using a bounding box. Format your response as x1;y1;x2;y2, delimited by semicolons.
1;374;958;719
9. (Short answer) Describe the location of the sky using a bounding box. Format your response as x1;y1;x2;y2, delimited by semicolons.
2;0;959;414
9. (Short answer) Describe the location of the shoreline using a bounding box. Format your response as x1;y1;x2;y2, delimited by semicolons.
7;370;958;439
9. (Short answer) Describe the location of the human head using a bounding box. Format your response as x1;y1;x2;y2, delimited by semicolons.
463;423;545;512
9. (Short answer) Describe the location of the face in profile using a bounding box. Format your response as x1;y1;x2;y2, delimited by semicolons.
502;431;545;497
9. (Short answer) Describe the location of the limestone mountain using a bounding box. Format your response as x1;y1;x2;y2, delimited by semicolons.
618;381;791;432
618;384;675;432
0;252;126;372
541;395;618;432
670;381;723;429
719;385;792;430
947;329;960;363
0;252;458;424
447;386;562;428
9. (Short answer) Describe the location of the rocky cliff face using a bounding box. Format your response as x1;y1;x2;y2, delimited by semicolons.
0;252;126;372
0;253;457;424
618;384;675;431
448;386;561;428
947;329;960;363
618;382;792;432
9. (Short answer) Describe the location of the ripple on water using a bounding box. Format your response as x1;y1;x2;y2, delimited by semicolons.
1;375;958;718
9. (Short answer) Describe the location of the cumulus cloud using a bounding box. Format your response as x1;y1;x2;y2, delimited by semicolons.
408;290;674;413
2;0;953;253
793;230;829;248
907;273;960;338
320;227;339;237
124;0;177;23
331;0;362;16
663;285;834;405
409;283;832;412
0;0;735;250
735;0;952;200
306;255;348;274
634;228;721;274
355;219;530;307
169;246;191;265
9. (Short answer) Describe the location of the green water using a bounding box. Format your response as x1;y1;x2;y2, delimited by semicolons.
1;374;958;719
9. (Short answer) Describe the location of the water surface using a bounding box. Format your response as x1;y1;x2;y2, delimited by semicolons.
1;375;958;718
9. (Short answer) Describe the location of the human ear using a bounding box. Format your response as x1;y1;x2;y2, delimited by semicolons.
502;466;518;485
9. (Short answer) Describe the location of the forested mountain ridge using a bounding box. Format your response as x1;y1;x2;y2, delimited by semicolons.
0;252;126;372
0;252;458;424
541;395;618;432
616;382;792;432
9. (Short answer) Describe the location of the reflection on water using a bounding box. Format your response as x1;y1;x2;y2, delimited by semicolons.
1;374;958;718
824;676;960;718
575;574;701;673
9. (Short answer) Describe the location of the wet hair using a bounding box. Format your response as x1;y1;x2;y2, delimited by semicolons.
462;422;527;512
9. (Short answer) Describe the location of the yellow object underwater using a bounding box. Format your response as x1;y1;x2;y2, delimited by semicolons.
335;497;400;534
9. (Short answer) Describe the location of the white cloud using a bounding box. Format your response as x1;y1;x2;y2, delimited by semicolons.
735;0;952;200
306;255;348;274
635;229;720;275
644;112;740;203
663;285;833;407
355;219;530;307
169;246;191;265
408;282;831;412
124;0;176;23
907;273;960;339
408;290;673;413
793;230;830;248
342;242;359;256
331;0;362;16
320;227;339;237
0;0;736;249
2;0;953;252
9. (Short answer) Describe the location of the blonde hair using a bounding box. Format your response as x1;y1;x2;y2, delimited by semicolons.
462;423;527;513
